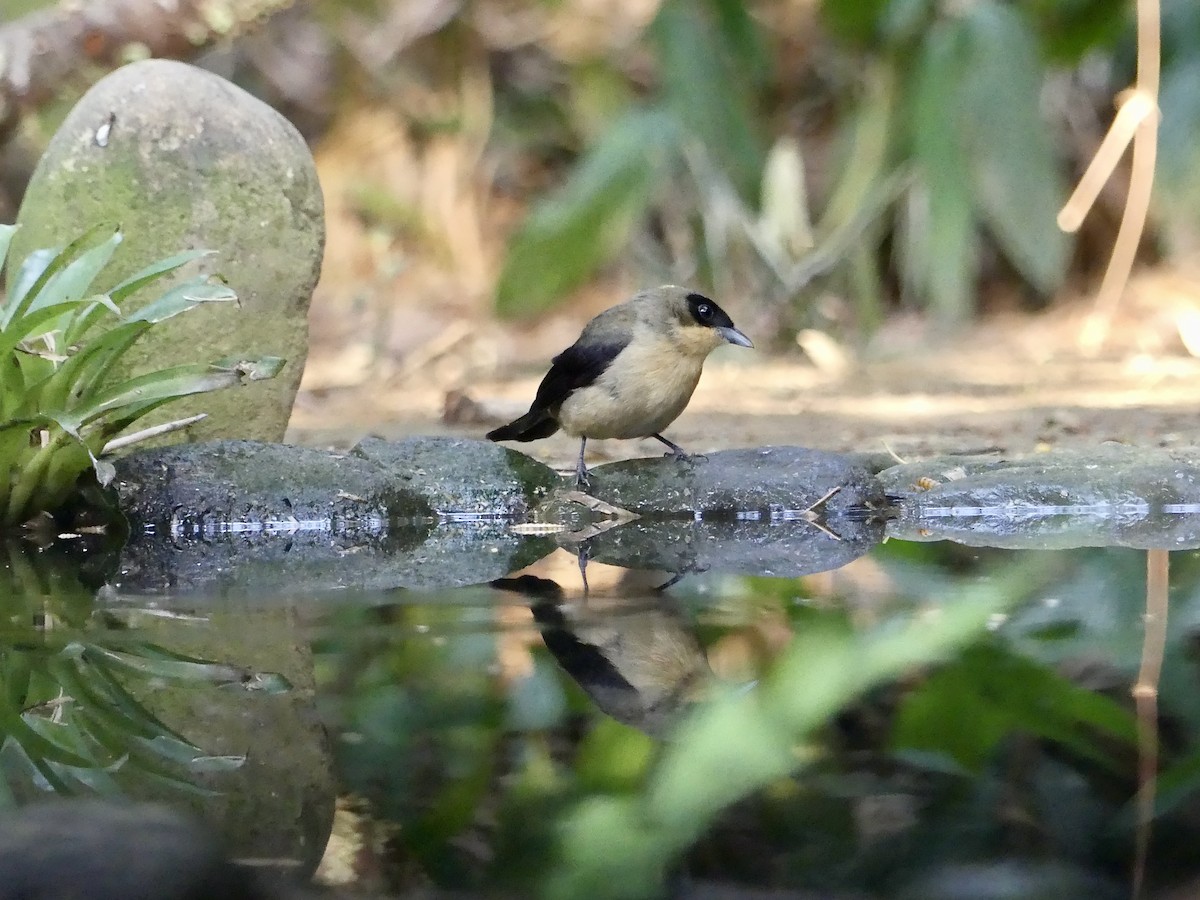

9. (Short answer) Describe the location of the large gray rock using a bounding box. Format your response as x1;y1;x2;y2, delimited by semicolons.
13;59;324;443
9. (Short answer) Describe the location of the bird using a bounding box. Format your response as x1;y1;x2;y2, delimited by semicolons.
486;285;753;486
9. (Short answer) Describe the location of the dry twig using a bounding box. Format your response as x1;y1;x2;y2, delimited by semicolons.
1057;0;1160;352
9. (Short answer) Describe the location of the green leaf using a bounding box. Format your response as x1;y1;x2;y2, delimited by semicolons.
25;230;122;315
0;225;17;273
0;304;93;360
650;0;764;200
63;360;266;430
208;355;286;381
1;224;113;329
84;659;188;741
3;249;58;324
49;654;174;741
904;18;977;319
62;252;216;347
546;556;1061;897
1017;0;1128;63
109;249;215;303
5;737;75;793
25;320;151;416
892;643;1136;773
959;2;1069;296
819;0;894;45
84;645;253;685
495;107;679;318
126;278;237;324
707;0;773;88
0;704;95;769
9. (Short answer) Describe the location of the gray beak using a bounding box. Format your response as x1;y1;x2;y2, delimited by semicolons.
717;325;754;348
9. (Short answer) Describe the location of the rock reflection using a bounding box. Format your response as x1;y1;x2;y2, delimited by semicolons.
0;538;336;883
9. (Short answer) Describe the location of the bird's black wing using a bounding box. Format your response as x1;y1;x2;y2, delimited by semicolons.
485;339;626;443
531;340;626;415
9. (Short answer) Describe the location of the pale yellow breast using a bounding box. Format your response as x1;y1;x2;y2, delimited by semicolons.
557;332;706;440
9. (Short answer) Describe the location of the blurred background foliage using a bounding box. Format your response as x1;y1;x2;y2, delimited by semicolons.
8;0;1200;362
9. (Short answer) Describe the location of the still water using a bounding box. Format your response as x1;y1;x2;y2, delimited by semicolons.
0;521;1195;899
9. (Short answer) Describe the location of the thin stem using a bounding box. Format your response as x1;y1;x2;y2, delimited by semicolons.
5;428;72;525
1132;548;1168;900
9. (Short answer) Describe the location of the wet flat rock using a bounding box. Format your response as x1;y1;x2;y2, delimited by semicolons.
114;440;433;535
880;446;1200;549
586;446;888;518
114;437;560;532
111;438;560;596
350;436;559;516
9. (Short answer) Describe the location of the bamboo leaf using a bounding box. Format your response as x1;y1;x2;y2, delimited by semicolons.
495;107;680;318
959;2;1069;296
650;0;764;200
904;18;977;319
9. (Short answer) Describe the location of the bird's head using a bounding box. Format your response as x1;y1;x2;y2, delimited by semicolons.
641;285;754;358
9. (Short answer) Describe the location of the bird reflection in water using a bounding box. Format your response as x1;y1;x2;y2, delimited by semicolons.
491;568;720;737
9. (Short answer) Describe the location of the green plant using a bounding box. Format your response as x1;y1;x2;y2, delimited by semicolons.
0;224;284;528
493;0;1130;325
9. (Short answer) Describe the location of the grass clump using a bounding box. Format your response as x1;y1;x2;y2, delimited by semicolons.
0;224;283;529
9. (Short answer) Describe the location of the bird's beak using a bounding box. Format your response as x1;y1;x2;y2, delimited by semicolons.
717;326;754;348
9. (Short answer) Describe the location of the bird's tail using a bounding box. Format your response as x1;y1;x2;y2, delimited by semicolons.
487;409;559;442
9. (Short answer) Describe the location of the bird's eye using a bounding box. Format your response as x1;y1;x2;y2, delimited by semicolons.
697;303;713;320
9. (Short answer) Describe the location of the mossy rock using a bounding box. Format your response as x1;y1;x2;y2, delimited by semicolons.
12;59;325;443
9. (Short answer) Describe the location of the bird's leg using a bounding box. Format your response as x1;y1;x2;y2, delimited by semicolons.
577;544;591;597
652;433;688;459
653;433;706;462
574;437;590;488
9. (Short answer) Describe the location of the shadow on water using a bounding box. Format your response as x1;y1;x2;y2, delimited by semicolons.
9;449;1200;897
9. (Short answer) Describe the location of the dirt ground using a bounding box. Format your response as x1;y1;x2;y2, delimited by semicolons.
287;271;1200;473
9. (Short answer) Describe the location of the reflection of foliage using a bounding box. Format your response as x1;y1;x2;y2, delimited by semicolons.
317;544;1200;896
0;225;284;528
0;543;262;805
317;593;506;887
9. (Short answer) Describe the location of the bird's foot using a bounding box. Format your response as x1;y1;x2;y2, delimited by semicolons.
652;433;703;462
662;448;707;463
574;464;591;489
